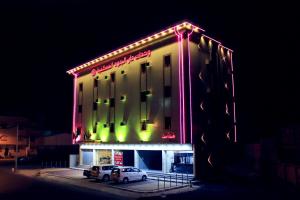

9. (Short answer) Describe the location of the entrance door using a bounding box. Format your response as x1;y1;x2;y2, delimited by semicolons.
138;150;162;171
82;149;93;165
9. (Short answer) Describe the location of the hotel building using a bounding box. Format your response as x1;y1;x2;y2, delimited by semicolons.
67;21;236;177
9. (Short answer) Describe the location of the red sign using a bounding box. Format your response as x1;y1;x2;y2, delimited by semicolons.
114;151;123;166
91;50;151;76
162;131;176;139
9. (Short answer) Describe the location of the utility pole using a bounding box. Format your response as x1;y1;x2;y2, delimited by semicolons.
15;124;19;171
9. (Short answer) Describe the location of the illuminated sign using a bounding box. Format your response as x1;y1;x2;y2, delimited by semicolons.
114;151;123;166
91;50;151;76
0;135;8;142
162;131;176;139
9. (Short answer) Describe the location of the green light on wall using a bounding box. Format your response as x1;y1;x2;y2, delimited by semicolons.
136;122;154;142
116;122;127;142
100;123;109;142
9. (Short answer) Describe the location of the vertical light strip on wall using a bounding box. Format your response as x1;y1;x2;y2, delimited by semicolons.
187;29;194;144
230;53;237;143
180;34;186;143
72;73;78;144
174;27;183;144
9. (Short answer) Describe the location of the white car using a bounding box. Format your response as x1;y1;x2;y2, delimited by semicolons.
89;164;117;181
111;166;148;183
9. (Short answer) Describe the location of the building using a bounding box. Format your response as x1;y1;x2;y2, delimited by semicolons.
67;21;236;177
0;116;39;158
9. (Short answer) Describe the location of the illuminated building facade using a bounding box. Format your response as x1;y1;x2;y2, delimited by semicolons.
67;21;236;176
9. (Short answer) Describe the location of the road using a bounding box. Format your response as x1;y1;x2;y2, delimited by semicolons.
0;161;133;200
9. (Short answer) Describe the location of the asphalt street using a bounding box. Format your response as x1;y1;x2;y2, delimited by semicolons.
0;161;133;200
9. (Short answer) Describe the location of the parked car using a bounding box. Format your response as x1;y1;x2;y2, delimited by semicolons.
111;166;147;183
84;164;116;181
83;168;92;178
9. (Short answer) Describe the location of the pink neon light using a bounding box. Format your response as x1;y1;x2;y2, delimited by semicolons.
180;34;186;143
91;50;151;75
230;53;237;143
174;27;183;144
72;73;78;144
187;30;193;143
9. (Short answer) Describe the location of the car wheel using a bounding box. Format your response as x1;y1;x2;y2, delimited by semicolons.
103;174;110;182
142;175;147;181
123;177;129;184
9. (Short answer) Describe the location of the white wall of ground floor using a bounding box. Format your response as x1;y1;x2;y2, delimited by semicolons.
79;144;194;174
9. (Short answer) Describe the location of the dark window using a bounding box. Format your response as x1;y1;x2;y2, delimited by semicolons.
94;79;98;87
93;126;97;133
165;117;171;129
141;121;147;130
93;102;97;111
78;105;82;113
110;73;115;82
110;98;115;107
79;83;83;91
76;127;81;136
164;55;171;67
164;86;171;97
110;123;115;133
141;63;147;73
141;92;147;102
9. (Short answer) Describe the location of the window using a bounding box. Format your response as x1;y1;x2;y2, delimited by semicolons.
133;168;140;172
93;126;97;133
141;121;147;131
165;117;171;129
110;73;115;82
94;79;98;87
79;83;83;91
109;98;115;107
110;123;115;133
78;105;82;113
76;127;81;136
93;102;97;111
164;86;171;98
164;55;171;67
141;62;150;73
141;92;147;102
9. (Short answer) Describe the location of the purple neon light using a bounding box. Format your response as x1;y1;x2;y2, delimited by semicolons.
72;73;78;144
230;53;237;142
187;30;193;143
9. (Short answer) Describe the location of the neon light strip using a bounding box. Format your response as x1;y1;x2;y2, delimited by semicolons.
180;34;186;143
174;28;183;144
187;30;193;143
219;44;233;52
72;73;78;144
202;34;221;44
67;22;205;75
230;53;237;143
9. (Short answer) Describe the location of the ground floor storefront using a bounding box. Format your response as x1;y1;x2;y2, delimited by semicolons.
79;144;194;174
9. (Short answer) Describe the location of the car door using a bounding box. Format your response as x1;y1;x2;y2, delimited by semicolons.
132;168;141;180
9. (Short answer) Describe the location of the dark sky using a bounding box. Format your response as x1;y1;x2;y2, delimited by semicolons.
0;1;298;141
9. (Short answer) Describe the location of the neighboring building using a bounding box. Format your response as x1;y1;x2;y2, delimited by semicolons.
67;21;236;177
0;116;77;163
0;116;39;158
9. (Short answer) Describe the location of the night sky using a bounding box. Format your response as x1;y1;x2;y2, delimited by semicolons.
0;1;298;142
